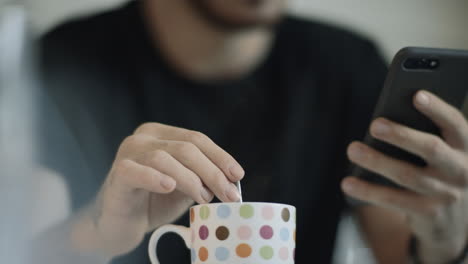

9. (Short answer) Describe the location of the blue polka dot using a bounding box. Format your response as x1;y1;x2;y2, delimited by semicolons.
217;205;231;219
280;227;290;241
215;247;230;261
191;248;196;263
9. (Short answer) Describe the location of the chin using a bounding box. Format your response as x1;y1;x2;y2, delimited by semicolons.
190;0;287;30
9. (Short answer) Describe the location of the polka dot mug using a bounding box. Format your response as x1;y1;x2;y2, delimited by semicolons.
148;202;296;263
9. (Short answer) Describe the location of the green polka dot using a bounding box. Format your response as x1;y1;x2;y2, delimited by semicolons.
239;205;254;219
260;246;274;260
200;206;210;220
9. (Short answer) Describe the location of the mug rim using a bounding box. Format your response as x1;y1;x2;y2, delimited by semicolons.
190;202;296;210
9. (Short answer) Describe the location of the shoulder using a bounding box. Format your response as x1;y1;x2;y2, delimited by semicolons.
277;16;384;70
40;2;136;70
280;16;379;54
276;16;387;84
276;17;388;138
41;4;126;50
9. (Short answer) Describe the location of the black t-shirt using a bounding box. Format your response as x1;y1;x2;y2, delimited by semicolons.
39;1;387;263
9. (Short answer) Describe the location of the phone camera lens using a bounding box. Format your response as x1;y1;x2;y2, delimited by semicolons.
403;58;439;70
429;60;439;69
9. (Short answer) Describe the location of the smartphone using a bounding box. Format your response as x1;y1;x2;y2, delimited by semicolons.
349;47;468;202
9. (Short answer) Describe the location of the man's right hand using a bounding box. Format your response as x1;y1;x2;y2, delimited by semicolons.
70;122;244;259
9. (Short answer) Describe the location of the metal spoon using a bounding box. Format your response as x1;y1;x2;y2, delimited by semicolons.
236;181;243;203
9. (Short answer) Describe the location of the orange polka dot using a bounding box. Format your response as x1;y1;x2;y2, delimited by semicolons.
236;243;252;258
199;247;208;262
190;208;195;223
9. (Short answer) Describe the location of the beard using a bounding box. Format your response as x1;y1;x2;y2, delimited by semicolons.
189;0;284;32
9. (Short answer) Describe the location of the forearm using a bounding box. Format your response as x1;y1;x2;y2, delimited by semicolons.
358;206;468;264
31;207;111;264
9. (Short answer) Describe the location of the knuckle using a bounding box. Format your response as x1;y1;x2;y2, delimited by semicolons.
220;158;235;170
134;122;152;134
151;150;170;165
212;170;228;186
186;131;208;144
113;159;135;183
189;175;203;190
424;137;444;160
115;159;134;173
451;109;466;125
121;134;146;148
175;141;198;154
134;122;161;134
394;127;410;142
396;167;417;186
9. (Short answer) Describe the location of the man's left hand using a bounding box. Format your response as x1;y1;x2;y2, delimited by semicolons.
343;90;468;263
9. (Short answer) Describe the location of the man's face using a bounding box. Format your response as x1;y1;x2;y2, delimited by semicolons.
190;0;287;30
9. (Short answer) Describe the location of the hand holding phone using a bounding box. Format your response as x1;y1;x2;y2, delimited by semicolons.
350;47;468;191
342;47;468;263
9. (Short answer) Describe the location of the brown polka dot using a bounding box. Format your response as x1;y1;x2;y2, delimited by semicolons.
199;247;208;262
282;208;291;222
236;243;252;258
216;226;230;241
190;208;195;223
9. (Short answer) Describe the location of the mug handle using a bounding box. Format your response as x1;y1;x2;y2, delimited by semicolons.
148;224;191;264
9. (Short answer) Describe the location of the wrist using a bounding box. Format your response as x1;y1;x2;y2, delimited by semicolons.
69;206;115;261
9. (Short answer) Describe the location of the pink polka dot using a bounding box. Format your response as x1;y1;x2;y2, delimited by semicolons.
260;225;274;240
262;206;274;220
237;225;252;240
199;225;209;240
279;247;289;260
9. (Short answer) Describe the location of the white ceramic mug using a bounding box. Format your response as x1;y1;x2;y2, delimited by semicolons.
148;202;296;263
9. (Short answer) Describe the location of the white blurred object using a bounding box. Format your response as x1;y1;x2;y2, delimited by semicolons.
0;4;37;264
333;213;377;264
30;168;70;237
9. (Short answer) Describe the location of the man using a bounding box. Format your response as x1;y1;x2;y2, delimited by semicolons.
38;0;468;263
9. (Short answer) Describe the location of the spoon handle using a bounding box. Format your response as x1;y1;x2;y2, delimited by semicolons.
236;181;243;203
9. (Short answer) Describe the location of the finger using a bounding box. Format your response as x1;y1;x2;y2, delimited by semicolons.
342;176;435;217
112;159;176;194
117;134;159;160
162;140;240;202
139;150;214;204
135;123;245;182
413;90;468;150
347;142;446;195
370;118;460;173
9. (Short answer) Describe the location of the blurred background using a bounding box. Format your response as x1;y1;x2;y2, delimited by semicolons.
20;0;468;61
0;0;467;263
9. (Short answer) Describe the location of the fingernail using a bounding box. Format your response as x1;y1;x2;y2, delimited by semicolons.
226;184;240;202
348;144;363;159
200;187;213;203
161;177;175;190
230;165;245;179
416;91;430;106
342;180;356;193
372;120;390;136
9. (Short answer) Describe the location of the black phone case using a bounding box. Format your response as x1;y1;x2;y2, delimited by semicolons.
349;47;468;206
